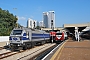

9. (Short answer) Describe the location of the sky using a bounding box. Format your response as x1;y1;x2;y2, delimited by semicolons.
0;0;90;27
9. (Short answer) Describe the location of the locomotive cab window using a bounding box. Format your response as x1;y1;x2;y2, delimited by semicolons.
56;33;62;35
11;30;22;35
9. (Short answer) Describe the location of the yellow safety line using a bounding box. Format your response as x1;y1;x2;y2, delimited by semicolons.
50;40;68;60
56;45;64;60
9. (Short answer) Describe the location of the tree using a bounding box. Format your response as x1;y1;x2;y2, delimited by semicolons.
0;8;18;36
36;26;41;30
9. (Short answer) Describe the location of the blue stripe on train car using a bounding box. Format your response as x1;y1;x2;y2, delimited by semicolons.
23;33;26;36
44;34;50;37
22;33;29;40
22;37;29;40
32;33;50;37
32;33;50;39
22;33;50;40
32;37;44;39
32;37;49;39
32;33;43;36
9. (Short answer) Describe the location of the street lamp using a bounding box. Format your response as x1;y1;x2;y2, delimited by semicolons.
13;8;18;28
51;20;54;43
51;20;54;30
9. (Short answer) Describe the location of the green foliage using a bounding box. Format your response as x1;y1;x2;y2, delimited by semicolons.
0;8;18;36
36;26;41;30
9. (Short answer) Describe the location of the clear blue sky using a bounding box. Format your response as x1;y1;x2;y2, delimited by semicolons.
0;0;90;27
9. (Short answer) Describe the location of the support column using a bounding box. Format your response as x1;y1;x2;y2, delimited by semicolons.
75;27;79;42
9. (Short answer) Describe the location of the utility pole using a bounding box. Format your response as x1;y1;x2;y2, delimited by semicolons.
51;20;54;30
13;8;18;28
51;20;54;43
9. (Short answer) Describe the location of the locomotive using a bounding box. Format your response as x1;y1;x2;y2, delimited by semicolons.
9;27;50;51
55;32;68;42
50;31;68;43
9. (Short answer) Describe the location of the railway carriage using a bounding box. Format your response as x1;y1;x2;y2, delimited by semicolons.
9;27;50;51
55;32;68;42
50;31;68;43
55;32;64;42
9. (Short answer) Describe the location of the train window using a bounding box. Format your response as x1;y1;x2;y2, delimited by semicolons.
56;33;62;35
12;30;22;35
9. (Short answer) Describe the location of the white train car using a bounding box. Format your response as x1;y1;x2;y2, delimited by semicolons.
9;27;50;51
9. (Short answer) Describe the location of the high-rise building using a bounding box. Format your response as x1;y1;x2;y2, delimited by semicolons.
43;11;55;28
27;18;32;28
34;20;37;28
43;12;48;28
48;11;55;29
27;18;37;29
37;21;39;26
39;21;44;27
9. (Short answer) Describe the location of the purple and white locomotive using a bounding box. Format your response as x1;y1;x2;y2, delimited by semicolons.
9;27;50;51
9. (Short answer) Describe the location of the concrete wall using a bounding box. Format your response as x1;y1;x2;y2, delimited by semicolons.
0;36;9;42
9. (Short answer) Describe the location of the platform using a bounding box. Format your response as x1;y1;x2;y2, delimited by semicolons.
50;39;90;60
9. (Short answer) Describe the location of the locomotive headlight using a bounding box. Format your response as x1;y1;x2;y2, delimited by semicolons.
18;44;20;46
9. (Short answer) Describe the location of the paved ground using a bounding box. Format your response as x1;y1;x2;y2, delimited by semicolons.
51;39;90;60
0;41;8;47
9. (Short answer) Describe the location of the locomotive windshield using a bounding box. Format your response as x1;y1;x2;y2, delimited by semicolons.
56;33;62;35
11;30;22;35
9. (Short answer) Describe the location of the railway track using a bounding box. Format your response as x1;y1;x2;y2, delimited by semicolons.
41;41;65;60
17;43;56;60
0;43;56;60
19;41;64;60
18;44;55;60
0;48;31;60
0;47;4;50
0;52;16;59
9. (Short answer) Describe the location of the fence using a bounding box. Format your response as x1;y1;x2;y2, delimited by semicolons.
0;36;9;42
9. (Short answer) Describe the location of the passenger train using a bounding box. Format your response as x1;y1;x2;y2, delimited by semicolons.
55;32;68;42
50;31;68;43
80;29;90;39
9;27;50;51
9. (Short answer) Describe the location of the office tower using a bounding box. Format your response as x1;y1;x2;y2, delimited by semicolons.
39;21;44;27
43;12;48;28
27;18;33;28
27;18;37;29
43;11;55;28
48;11;55;29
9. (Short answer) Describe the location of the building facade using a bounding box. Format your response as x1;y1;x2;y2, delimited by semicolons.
39;21;44;27
27;18;32;28
43;12;48;28
43;11;55;28
27;18;37;29
48;11;55;29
